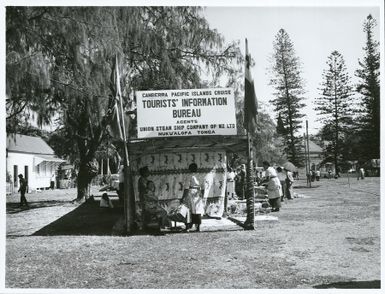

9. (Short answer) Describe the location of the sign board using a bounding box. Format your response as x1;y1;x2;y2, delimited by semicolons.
136;88;237;138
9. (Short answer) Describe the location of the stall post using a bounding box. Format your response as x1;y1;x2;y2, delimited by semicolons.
244;131;255;230
122;142;135;234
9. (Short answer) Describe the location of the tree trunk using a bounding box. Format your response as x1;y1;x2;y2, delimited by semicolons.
107;157;111;175
77;162;90;201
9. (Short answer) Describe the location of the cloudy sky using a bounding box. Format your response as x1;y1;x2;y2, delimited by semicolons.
203;4;381;134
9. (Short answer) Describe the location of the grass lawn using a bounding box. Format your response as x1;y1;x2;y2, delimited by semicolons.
5;177;381;289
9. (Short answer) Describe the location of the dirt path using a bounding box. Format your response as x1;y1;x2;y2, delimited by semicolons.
5;177;380;289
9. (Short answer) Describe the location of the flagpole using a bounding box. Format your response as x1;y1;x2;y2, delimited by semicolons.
115;55;134;234
306;120;311;188
244;38;255;230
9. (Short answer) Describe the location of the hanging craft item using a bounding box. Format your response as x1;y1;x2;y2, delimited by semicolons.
200;151;212;169
129;149;228;220
159;153;174;170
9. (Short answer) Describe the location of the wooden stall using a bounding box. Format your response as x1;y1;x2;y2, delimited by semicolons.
127;135;247;225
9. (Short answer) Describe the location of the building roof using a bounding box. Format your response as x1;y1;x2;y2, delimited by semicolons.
308;140;323;153
6;134;55;155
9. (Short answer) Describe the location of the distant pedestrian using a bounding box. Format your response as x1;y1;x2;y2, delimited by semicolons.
328;169;332;179
315;170;320;181
276;167;286;202
284;168;294;200
50;174;55;189
311;170;315;182
18;174;29;208
359;168;365;180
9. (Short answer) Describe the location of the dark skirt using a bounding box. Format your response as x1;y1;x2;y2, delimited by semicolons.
191;213;202;225
268;197;282;209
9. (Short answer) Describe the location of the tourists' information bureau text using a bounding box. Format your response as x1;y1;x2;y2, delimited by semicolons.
136;88;237;138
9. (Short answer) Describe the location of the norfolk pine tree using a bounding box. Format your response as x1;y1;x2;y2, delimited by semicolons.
269;29;306;166
355;14;380;160
315;51;354;173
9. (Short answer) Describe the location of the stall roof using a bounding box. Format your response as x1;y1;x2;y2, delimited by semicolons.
127;135;248;155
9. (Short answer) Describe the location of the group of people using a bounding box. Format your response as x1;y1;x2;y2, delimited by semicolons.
138;163;205;232
308;170;321;182
226;161;296;213
260;161;294;212
226;165;246;201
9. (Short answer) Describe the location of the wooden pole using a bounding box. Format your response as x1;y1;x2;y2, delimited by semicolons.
303;133;309;186
306;120;311;188
244;129;255;230
115;54;135;234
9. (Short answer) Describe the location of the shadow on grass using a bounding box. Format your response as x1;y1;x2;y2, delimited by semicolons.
30;199;244;237
6;201;73;214
313;280;380;289
32;200;124;236
294;185;320;189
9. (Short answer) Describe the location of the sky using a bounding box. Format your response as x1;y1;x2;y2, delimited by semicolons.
203;5;381;134
1;1;382;136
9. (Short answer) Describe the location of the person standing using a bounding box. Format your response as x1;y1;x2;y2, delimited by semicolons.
18;174;29;208
183;163;205;232
50;173;55;189
276;167;286;202
235;164;246;200
359;167;365;180
262;161;282;212
226;167;237;200
284;168;294;200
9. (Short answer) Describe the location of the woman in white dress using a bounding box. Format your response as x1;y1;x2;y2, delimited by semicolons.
262;161;282;212
184;163;204;232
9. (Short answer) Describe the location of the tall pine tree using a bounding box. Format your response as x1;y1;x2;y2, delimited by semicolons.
355;14;380;160
269;29;306;166
315;51;354;173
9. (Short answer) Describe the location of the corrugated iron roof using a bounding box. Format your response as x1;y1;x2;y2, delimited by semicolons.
6;134;55;155
307;140;323;153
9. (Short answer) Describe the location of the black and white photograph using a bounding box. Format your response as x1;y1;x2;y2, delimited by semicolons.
1;0;383;291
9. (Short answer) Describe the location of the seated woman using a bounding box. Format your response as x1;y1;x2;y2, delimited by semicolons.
100;193;114;208
168;192;192;231
143;180;168;230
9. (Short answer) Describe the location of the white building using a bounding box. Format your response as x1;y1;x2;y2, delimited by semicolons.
6;134;65;192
